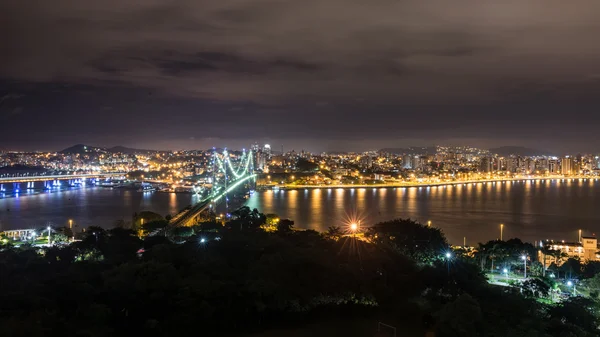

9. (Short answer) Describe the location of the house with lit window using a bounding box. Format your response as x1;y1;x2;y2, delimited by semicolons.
538;236;599;266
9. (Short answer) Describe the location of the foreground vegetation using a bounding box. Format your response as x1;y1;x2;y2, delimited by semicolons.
0;208;599;337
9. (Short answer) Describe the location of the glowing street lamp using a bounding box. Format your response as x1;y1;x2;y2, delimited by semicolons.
521;255;527;279
500;224;504;241
567;280;576;296
445;252;452;275
350;221;360;238
503;268;508;279
427;220;432;227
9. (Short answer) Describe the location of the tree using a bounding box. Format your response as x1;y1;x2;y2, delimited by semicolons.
227;206;267;231
475;239;537;272
141;220;169;236
366;219;449;264
261;213;280;232
198;221;222;231
277;219;294;232
582;260;600;279
584;272;600;298
560;258;582;280
548;297;600;333
170;227;193;239
520;278;550;298
325;226;342;240
530;261;544;277
103;228;142;264
436;294;482;337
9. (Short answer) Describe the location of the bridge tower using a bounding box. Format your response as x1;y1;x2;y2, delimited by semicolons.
211;147;218;212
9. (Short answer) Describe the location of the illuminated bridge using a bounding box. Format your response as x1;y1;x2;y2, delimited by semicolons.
166;149;256;229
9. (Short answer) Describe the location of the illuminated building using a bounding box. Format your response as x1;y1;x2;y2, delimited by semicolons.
538;237;599;266
561;156;573;175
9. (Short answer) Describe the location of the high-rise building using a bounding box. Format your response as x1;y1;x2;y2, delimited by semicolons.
537;158;549;171
479;157;493;173
506;157;517;173
526;158;536;174
403;154;412;169
263;144;271;158
549;158;559;174
561;156;573;175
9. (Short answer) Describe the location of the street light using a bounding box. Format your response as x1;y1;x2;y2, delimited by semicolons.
350;222;360;238
503;268;508;279
445;252;452;275
427;220;431;227
69;219;73;229
521;255;527;279
567;280;577;296
500;224;504;241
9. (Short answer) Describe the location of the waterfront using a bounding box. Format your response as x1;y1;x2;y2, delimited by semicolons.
246;179;600;244
0;188;202;232
2;179;600;244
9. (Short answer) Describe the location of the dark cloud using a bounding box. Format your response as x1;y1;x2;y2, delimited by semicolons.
1;1;600;151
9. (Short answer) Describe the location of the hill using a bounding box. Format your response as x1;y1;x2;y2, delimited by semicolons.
379;146;437;155
108;146;158;155
489;146;553;157
60;144;159;155
59;144;107;154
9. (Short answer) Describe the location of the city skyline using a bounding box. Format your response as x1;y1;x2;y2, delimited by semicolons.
0;141;595;158
2;1;600;151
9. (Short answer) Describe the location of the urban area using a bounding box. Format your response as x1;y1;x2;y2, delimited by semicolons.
1;144;600;336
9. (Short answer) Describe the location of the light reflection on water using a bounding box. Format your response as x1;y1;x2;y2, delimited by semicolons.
1;181;599;245
0;187;198;230
245;180;600;245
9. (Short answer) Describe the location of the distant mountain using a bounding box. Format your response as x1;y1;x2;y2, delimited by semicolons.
107;146;158;155
60;144;158;155
379;147;437;155
60;144;107;154
489;146;553;157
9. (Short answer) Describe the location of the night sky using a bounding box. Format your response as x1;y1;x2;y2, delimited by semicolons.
2;1;600;152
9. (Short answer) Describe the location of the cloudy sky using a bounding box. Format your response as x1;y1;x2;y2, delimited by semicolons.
1;0;600;152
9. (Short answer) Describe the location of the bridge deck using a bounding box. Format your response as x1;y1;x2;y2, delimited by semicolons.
0;173;125;184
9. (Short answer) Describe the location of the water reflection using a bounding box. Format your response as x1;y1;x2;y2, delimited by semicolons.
2;182;600;245
247;181;600;244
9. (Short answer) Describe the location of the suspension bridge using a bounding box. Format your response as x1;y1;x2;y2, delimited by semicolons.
166;148;256;228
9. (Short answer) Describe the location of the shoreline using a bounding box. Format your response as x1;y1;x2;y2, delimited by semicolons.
260;176;598;190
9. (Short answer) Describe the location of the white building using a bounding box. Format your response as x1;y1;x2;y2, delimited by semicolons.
538;236;599;266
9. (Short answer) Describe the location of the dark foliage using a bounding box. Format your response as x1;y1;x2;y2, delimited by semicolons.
0;213;598;337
